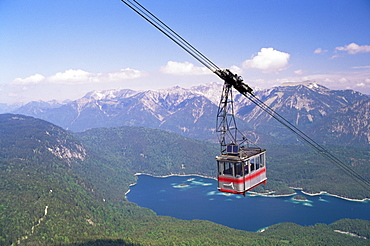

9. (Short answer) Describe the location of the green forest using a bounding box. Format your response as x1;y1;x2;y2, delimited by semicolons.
76;127;370;200
0;114;369;245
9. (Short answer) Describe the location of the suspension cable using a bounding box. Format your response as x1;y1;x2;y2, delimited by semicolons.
243;92;370;191
121;0;220;72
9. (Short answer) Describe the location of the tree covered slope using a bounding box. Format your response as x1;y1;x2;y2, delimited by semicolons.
75;128;370;200
0;114;368;245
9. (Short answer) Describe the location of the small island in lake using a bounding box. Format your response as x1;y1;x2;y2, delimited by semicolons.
173;183;189;188
293;195;308;201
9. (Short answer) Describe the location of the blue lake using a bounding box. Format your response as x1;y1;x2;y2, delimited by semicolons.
126;175;370;232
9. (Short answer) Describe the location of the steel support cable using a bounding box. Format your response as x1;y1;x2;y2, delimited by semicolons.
254;101;370;190
130;0;221;72
249;95;368;185
243;92;370;190
121;0;219;72
247;93;369;188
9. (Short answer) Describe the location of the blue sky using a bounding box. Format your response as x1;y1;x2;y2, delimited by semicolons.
1;0;369;103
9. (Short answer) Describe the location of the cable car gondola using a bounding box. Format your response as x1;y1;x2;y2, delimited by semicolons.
217;144;266;195
215;72;267;195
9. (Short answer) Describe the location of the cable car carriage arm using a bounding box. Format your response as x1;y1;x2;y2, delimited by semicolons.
214;69;267;196
214;69;253;96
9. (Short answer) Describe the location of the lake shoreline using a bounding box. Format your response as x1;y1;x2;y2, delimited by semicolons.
131;173;369;202
127;173;370;232
300;189;369;202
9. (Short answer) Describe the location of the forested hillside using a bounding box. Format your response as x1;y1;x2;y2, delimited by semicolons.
257;145;370;199
0;114;369;245
75;128;370;200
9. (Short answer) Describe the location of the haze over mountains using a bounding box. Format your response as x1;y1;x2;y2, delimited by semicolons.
5;81;369;146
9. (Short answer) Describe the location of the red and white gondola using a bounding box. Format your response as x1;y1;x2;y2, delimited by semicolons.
217;144;266;195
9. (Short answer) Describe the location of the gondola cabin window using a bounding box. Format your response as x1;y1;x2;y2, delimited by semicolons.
222;162;233;176
249;154;265;172
259;154;265;167
218;161;243;177
235;162;243;177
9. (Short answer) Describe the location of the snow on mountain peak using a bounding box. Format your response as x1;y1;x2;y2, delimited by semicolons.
307;83;319;89
84;89;138;100
190;82;223;105
280;81;328;90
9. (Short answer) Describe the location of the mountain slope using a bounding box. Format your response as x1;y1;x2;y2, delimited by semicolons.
0;114;246;245
309;98;370;145
0;114;272;245
0;114;368;245
11;82;369;146
235;83;368;142
0;114;109;244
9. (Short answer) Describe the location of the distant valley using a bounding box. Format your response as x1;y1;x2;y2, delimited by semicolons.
0;114;369;245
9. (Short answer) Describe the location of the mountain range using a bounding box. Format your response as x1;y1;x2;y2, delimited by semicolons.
5;81;370;146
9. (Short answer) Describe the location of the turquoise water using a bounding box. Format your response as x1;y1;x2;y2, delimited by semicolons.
126;175;370;232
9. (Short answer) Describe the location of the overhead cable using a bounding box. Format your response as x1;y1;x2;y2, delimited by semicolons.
244;92;370;191
121;0;220;72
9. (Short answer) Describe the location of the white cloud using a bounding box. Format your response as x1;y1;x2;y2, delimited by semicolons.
356;82;365;87
242;48;290;73
160;61;212;75
11;68;145;86
281;70;370;94
229;65;243;75
330;54;342;59
12;74;45;85
314;48;327;54
335;43;370;54
106;68;145;81
8;92;19;98
352;66;370;69
49;69;97;84
294;69;304;75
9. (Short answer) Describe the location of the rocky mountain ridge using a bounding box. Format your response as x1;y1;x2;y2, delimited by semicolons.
9;81;370;145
